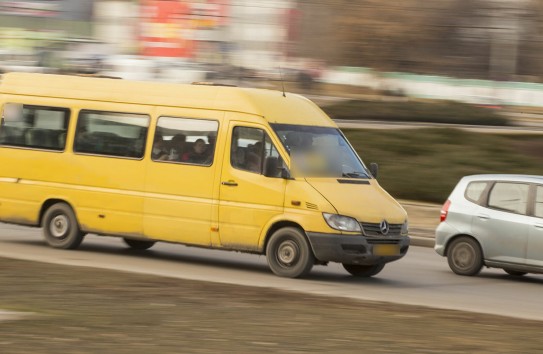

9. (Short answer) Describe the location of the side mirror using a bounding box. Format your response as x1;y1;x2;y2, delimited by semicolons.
280;167;291;179
369;162;378;179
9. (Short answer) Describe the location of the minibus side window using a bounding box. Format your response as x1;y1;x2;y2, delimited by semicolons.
154;116;218;166
74;110;149;159
231;126;284;177
0;103;70;151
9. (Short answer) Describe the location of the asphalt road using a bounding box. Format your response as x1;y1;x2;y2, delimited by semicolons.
1;223;542;321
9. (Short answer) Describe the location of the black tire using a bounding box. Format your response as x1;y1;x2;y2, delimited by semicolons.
42;202;84;249
504;269;527;276
447;236;483;276
266;227;314;278
343;263;385;277
123;238;156;250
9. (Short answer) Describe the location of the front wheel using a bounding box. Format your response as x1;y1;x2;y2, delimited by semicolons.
42;202;84;249
266;227;314;278
343;263;385;277
123;238;156;250
447;236;483;276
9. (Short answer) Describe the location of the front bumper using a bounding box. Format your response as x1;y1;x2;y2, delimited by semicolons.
306;232;410;265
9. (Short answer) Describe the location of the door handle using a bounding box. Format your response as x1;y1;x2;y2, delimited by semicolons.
477;214;490;220
221;181;238;187
535;224;543;229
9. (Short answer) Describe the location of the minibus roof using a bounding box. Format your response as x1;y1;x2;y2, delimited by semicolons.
0;73;336;127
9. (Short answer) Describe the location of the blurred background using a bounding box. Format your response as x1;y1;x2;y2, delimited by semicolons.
0;0;542;106
1;0;543;205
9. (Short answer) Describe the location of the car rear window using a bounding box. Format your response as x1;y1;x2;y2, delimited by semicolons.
465;181;489;204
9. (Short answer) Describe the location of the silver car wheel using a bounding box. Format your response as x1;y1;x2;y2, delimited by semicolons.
451;243;476;269
447;236;483;276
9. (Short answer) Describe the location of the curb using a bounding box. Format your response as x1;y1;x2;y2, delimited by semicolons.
410;236;434;248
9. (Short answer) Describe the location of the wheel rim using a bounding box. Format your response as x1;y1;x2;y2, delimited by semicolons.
50;214;69;238
276;239;299;267
451;242;475;270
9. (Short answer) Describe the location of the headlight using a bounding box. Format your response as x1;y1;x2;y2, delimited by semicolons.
401;220;409;236
323;213;361;232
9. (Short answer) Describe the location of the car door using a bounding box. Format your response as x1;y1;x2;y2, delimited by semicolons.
526;185;543;267
144;115;220;246
472;182;530;264
218;122;287;251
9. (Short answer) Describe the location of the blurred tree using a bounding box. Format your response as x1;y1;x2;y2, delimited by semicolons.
516;0;543;80
297;0;452;73
294;0;543;82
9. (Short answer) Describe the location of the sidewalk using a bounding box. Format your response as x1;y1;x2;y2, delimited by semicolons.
400;200;441;247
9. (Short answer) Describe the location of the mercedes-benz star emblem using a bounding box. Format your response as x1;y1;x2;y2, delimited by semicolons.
380;220;389;235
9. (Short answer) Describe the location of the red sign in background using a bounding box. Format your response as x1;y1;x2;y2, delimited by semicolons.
140;0;193;57
139;0;229;58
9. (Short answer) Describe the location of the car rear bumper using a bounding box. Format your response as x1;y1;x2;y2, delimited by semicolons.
434;222;458;256
306;232;410;265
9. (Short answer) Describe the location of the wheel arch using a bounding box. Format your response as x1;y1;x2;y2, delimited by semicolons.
262;220;307;255
39;198;78;226
444;234;484;259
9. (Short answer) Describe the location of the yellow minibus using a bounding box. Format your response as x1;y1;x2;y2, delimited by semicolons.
0;72;409;278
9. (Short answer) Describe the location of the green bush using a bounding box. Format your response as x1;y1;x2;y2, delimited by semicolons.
344;128;543;203
323;99;509;126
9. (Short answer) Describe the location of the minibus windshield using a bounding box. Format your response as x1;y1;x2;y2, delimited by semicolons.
271;123;371;179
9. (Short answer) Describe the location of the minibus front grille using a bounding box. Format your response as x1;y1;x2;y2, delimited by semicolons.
360;222;402;237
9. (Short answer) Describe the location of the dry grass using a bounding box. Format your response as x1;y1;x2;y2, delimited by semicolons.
0;258;542;353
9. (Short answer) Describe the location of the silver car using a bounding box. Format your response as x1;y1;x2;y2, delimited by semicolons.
435;174;543;276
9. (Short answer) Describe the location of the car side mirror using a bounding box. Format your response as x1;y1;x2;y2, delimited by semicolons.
280;167;291;179
369;162;378;179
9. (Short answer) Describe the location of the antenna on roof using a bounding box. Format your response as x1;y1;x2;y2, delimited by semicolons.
279;66;286;98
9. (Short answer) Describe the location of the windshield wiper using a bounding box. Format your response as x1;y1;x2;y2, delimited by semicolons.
342;172;366;178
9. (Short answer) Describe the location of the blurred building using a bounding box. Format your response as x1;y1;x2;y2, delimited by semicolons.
227;0;295;69
93;0;139;55
0;0;296;66
0;0;94;37
0;0;98;73
92;0;296;70
2;0;541;83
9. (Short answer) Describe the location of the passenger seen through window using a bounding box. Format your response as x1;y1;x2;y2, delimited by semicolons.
182;138;208;164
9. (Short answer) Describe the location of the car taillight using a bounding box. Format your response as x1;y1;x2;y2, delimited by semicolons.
440;200;451;222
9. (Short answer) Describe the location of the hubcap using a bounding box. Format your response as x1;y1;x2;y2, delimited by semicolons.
50;215;69;238
452;243;474;269
277;240;299;266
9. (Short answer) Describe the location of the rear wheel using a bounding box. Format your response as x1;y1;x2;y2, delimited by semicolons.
447;236;483;276
266;227;314;278
123;238;156;250
504;269;527;276
42;202;84;249
343;263;385;277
